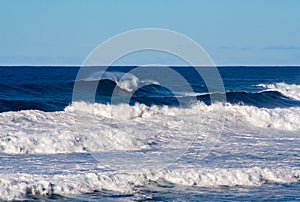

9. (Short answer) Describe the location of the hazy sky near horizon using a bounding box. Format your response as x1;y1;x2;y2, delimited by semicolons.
0;0;300;65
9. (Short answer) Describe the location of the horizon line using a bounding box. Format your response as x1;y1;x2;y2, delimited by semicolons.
1;64;300;67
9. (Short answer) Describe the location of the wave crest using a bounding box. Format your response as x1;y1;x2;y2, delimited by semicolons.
78;71;159;92
1;167;299;200
256;82;300;101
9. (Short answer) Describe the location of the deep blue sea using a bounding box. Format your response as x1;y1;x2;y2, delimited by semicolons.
0;66;300;201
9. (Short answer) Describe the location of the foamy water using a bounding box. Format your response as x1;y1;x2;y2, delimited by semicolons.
1;100;300;200
1;167;299;201
1;101;299;155
1;67;300;200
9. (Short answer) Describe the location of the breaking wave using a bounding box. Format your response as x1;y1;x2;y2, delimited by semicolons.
0;101;299;154
256;82;300;101
1;167;299;200
78;71;159;92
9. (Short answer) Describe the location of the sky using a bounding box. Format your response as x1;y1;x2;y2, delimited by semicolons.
0;0;300;66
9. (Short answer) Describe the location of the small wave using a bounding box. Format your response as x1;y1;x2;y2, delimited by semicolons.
221;90;299;108
256;82;300;101
174;90;300;108
1;167;299;200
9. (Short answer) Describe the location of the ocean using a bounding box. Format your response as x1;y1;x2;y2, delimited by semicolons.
0;66;300;201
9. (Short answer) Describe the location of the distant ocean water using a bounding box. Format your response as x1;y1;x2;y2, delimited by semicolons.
0;66;300;201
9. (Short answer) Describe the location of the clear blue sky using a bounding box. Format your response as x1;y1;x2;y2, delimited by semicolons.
0;0;300;65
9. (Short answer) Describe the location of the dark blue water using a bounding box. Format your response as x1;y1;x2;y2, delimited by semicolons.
1;66;300;113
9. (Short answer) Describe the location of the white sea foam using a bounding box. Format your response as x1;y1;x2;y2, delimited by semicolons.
256;82;300;101
0;167;299;200
0;102;300;154
67;101;300;131
1;101;300;200
225;104;300;131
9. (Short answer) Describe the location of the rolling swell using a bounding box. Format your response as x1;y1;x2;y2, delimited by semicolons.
72;78;300;108
196;90;300;108
120;87;300;108
1;80;300;112
1;66;300;112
